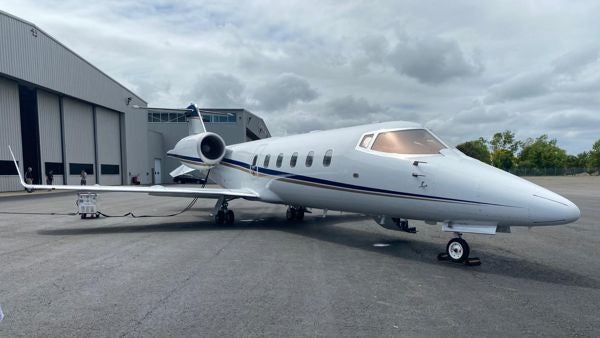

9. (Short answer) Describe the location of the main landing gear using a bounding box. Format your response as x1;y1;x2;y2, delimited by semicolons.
286;206;305;221
214;199;235;225
437;233;481;266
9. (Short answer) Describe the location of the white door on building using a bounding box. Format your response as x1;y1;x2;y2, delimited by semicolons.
154;158;162;184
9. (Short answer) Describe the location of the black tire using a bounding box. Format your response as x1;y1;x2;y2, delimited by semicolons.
295;209;305;221
286;207;296;221
225;210;235;225
215;210;225;225
446;238;470;263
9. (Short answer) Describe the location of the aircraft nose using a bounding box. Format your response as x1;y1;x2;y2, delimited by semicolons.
529;192;580;225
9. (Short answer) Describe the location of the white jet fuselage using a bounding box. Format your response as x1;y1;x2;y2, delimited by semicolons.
170;121;580;228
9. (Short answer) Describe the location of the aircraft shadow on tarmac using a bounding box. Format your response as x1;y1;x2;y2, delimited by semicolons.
37;213;600;290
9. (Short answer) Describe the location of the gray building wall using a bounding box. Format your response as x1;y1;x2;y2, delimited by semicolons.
62;97;96;185
96;107;122;185
147;130;164;184
0;10;145;114
37;89;63;185
0;10;151;191
0;77;23;191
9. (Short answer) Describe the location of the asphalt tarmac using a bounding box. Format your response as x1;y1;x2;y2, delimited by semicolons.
0;177;598;337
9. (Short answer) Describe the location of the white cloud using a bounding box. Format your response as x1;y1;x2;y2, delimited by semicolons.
2;0;600;154
253;73;318;111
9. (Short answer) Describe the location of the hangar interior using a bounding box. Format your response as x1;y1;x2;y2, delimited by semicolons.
0;10;270;192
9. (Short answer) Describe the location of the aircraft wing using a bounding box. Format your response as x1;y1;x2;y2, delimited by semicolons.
8;147;258;200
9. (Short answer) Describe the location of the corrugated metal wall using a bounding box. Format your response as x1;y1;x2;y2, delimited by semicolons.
0;10;151;191
96;107;121;185
63;97;95;185
0;11;145;113
0;77;23;191
36;89;63;185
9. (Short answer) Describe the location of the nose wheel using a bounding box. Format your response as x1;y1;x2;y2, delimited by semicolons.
438;235;481;266
446;238;469;262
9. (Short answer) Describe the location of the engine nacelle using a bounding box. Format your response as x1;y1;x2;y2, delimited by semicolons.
196;132;226;165
169;132;226;168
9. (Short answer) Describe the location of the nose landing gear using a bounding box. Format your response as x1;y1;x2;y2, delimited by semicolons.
437;233;481;266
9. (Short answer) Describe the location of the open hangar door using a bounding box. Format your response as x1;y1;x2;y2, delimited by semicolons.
36;90;64;185
95;107;122;185
62;97;95;185
0;78;24;191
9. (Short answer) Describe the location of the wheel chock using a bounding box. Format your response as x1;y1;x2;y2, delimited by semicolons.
436;253;482;266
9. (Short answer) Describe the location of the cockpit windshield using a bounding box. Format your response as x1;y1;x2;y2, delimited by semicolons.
370;129;446;155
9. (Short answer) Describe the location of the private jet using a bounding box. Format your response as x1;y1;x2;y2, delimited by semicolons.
10;104;581;264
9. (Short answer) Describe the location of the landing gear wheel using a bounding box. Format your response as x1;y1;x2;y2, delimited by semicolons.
286;207;296;221
295;209;304;221
225;210;235;225
215;210;225;225
446;238;470;263
81;213;86;219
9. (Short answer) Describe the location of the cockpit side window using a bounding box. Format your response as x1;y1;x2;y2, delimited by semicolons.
371;129;446;155
359;134;374;148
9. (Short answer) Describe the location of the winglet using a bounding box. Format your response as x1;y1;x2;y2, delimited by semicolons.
8;146;27;188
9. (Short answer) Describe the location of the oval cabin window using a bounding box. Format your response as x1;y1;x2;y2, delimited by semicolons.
323;149;333;167
290;152;298;167
305;151;314;167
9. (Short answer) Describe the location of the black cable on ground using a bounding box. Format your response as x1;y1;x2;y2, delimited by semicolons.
0;197;200;218
0;211;79;216
97;197;199;218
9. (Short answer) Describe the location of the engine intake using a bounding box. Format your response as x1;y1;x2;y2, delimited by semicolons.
196;132;226;165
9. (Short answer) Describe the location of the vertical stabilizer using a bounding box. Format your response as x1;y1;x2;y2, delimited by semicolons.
186;103;206;135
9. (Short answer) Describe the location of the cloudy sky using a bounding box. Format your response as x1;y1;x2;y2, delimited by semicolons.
3;0;599;153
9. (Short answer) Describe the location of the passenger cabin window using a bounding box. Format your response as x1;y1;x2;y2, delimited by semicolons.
276;153;283;168
305;151;314;167
359;134;374;148
290;152;298;167
323;149;333;167
263;154;271;167
252;155;258;166
371;129;446;154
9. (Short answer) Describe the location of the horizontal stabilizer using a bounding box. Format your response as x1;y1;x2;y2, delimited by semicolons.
170;164;195;178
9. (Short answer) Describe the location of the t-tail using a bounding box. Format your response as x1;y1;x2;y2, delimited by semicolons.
185;103;206;135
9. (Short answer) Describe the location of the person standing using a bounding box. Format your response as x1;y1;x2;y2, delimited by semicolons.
46;170;54;191
80;169;87;185
25;167;33;193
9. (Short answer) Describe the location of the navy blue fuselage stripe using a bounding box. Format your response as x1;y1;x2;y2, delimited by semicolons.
167;153;512;207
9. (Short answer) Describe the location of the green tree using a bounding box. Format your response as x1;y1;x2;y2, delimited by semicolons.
589;139;600;168
518;135;567;170
456;138;491;164
566;152;590;168
489;130;519;170
492;149;516;170
489;130;520;153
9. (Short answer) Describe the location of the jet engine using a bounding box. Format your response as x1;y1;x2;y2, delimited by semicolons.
195;132;226;165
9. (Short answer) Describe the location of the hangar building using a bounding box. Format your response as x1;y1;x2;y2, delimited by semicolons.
0;10;270;192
